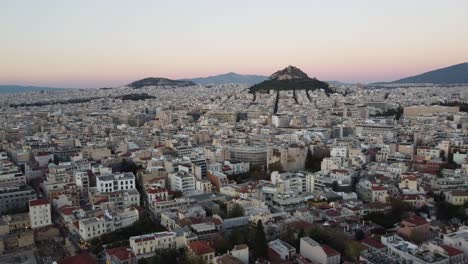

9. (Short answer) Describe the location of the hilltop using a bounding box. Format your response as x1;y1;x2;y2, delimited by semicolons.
249;66;332;94
184;72;267;85
0;85;66;94
127;78;196;88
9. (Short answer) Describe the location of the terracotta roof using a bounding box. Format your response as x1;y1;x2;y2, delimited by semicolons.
450;190;468;197
403;215;428;226
59;206;75;215
105;247;135;261
29;198;49;207
371;185;387;191
440;245;464;256
322;244;340;256
147;187;168;194
58;253;97;264
361;237;385;249
188;240;214;255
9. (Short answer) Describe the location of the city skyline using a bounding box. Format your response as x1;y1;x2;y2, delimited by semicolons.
2;0;468;88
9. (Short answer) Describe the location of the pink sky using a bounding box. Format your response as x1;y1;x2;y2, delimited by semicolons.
1;0;467;88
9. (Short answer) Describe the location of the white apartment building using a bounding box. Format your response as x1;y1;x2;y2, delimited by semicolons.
321;157;344;172
224;161;250;175
300;237;340;264
382;234;449;264
330;146;348;158
29;199;52;228
444;226;468;257
272;114;292;128
169;171;195;194
305;173;315;193
271;172;306;193
96;172;135;193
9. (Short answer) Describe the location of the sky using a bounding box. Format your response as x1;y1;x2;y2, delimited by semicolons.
1;0;468;88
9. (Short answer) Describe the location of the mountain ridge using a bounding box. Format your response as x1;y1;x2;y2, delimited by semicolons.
183;72;267;85
127;77;196;88
0;85;66;94
390;62;468;84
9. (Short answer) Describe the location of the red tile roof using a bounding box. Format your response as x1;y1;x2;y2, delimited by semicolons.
106;247;135;261
188;240;215;255
58;253;97;264
29;198;49;207
361;237;385;249
403;215;428;226
147;187;168;194
371;185;387;191
440;245;464;256
322;245;340;256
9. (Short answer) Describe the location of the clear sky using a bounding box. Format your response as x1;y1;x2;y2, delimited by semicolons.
1;0;468;88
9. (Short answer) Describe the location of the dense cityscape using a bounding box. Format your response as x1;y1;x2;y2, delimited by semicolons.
2;1;468;263
1;64;468;264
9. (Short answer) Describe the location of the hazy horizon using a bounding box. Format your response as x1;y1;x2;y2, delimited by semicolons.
2;0;468;88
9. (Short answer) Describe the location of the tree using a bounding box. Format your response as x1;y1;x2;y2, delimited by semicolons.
229;228;246;245
409;228;428;244
250;165;268;180
252;220;268;259
331;181;339;192
138;258;149;264
435;201;466;222
354;229;365;241
440;150;446;160
305;147;329;172
172;190;183;198
344;241;362;261
268;161;284;173
305;148;315;171
228;203;245;218
296;229;305;251
390;198;414;217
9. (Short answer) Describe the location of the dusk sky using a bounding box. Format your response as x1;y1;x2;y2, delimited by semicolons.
2;0;468;88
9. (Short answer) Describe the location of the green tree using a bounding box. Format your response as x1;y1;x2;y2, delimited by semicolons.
305;147;329;172
331;181;339;192
436;201;466;221
305;148;315;171
296;229;305;251
229;228;246;245
228;203;245;218
252;220;268;259
354;229;365;241
250;165;268;180
409;228;427;244
268;161;284;173
344;241;362;261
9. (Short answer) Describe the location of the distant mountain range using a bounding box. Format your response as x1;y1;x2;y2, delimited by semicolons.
0;85;66;94
183;72;268;85
127;77;196;88
388;62;468;84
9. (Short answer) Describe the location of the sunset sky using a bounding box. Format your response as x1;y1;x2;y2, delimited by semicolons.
1;0;468;88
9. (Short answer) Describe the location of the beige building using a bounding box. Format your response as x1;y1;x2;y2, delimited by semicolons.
399;173;418;191
404;105;459;118
79;217;106;241
130;231;180;255
446;190;468;206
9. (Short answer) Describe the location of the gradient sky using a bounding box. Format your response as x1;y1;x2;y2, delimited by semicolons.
1;0;468;88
